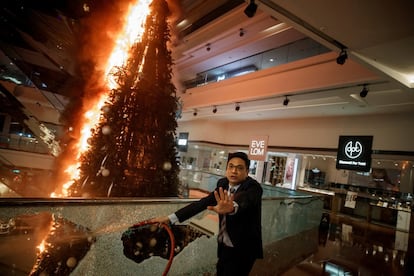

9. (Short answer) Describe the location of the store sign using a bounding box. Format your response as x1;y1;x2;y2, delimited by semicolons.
177;132;189;152
336;135;373;172
248;135;268;161
344;191;358;209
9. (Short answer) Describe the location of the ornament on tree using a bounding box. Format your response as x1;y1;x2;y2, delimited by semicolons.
101;105;110;113
101;125;111;135
162;161;172;171
101;168;110;177
66;257;77;268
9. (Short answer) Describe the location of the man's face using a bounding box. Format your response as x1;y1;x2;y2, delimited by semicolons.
226;157;248;185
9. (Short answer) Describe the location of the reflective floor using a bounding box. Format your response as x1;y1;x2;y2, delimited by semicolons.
281;213;413;276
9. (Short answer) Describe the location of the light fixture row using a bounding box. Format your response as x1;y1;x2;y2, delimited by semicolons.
204;28;247;52
192;83;370;116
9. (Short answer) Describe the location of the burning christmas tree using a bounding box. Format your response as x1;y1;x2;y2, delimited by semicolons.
65;0;180;197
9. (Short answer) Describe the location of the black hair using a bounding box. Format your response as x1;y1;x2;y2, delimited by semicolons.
227;152;250;168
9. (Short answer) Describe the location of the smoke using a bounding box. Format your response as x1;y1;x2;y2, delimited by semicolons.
54;0;138;192
60;0;133;128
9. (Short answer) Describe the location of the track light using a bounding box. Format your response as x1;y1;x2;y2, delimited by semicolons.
244;0;258;18
235;103;240;111
239;28;245;37
212;106;217;113
283;96;290;106
193;109;197;116
336;49;348;65
360;85;369;98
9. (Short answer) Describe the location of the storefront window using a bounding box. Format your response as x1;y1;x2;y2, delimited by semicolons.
178;142;414;202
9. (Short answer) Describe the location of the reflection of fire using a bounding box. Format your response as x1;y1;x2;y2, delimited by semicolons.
30;214;95;276
37;239;47;254
35;218;54;256
53;0;153;197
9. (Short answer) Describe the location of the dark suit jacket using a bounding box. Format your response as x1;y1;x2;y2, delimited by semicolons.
175;176;263;259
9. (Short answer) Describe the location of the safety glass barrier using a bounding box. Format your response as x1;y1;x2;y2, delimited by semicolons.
0;189;323;275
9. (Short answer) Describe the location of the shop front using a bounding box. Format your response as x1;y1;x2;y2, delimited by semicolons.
177;140;414;231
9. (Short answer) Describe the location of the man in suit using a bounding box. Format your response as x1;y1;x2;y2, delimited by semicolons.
152;152;263;275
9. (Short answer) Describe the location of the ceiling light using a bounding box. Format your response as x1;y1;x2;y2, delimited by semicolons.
193;109;197;116
283;96;290;106
244;0;258;18
336;49;348;65
360;84;369;98
239;28;245;37
212;106;217;113
206;43;211;52
235;103;240;111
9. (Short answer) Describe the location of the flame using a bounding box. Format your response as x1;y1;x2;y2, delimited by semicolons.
36;217;54;254
53;0;153;197
37;239;48;253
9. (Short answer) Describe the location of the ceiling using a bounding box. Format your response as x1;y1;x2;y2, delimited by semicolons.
1;0;413;140
173;0;414;121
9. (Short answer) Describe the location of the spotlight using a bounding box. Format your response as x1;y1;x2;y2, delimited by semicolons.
206;43;211;52
244;0;258;18
193;109;197;116
212;106;217;113
283;96;290;106
336;49;348;65
239;28;245;37
360;85;369;98
235;103;240;111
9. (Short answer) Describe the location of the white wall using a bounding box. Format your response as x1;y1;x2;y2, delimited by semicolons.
177;112;414;152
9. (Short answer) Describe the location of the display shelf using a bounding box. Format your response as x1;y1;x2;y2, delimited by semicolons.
269;156;286;186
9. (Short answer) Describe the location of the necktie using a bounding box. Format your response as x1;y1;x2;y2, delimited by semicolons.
218;188;236;243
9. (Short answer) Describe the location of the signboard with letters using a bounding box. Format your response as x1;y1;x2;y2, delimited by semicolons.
336;135;373;172
248;135;269;161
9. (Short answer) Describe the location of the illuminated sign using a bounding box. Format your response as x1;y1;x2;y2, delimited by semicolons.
336;136;373;172
177;132;189;152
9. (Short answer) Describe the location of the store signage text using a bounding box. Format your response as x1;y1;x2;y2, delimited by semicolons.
250;140;265;155
336;135;373;172
338;160;367;166
248;135;269;161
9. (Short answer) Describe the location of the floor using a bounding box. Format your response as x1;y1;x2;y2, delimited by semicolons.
281;212;413;276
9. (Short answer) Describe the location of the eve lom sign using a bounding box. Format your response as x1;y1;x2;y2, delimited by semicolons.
248;135;269;161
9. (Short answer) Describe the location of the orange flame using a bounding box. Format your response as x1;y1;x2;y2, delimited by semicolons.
37;239;47;253
53;0;153;197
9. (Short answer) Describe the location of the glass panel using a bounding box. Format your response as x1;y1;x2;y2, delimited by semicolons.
0;191;323;275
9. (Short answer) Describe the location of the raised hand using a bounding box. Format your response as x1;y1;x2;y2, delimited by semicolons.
207;187;235;214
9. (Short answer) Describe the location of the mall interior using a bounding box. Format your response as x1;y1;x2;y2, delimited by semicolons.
1;0;414;275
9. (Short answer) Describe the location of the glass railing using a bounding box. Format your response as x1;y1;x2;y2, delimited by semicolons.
0;134;50;154
0;185;324;275
183;37;330;89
